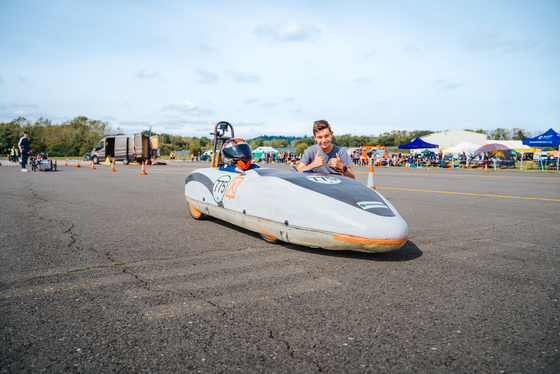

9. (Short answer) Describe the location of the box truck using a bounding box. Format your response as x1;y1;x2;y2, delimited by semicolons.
91;134;160;164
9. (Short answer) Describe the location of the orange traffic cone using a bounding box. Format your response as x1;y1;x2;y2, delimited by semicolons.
483;163;489;173
139;161;147;175
110;160;116;172
90;161;96;170
64;158;68;166
75;160;81;168
367;163;376;190
404;163;409;170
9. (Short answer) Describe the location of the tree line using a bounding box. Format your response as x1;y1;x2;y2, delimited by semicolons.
0;116;535;157
0;117;117;157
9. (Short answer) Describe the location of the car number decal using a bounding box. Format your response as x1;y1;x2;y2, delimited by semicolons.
213;175;231;203
306;176;341;185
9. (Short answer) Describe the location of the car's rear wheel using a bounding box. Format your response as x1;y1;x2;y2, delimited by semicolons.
189;203;207;220
92;156;99;164
123;159;129;165
260;233;280;244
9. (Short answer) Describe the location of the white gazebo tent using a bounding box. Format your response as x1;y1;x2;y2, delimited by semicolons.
442;141;481;168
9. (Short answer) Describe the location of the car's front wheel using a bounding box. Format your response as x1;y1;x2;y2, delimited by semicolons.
189;203;207;220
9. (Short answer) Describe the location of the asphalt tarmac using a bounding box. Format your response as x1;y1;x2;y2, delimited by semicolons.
1;160;559;373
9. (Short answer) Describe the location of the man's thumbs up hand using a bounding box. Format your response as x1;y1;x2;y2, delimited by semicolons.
312;150;325;168
329;152;343;170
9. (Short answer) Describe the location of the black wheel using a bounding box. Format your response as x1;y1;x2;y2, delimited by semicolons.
189;203;207;220
123;159;129;165
92;156;99;164
260;233;280;244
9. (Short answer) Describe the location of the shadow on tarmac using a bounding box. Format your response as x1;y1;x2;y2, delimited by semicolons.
204;217;422;262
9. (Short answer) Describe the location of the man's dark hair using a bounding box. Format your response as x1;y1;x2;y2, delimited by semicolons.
23;131;29;135
313;120;332;136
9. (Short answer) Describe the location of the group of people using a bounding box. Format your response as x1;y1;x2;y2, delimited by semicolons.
259;151;300;164
8;146;20;163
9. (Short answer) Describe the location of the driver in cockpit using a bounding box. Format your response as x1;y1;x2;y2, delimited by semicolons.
219;138;260;172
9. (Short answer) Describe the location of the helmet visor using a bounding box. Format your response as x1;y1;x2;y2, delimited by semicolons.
223;141;253;160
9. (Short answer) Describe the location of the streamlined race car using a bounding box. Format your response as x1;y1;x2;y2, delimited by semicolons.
184;122;409;253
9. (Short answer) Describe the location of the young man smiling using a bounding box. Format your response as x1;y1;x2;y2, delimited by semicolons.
297;120;355;179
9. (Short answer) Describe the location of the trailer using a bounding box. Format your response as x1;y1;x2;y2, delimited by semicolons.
91;134;159;164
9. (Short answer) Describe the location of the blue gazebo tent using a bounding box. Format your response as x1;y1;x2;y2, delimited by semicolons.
522;128;560;171
398;137;439;167
398;137;439;150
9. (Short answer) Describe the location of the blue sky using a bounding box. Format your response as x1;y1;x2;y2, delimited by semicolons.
1;0;559;138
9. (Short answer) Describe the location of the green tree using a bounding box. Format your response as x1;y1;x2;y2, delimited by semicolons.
189;139;202;156
295;143;309;155
512;128;528;140
488;128;510;140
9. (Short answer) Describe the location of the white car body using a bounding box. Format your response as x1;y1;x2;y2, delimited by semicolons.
185;167;409;253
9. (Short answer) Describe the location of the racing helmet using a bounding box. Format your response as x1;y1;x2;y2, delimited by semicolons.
221;138;253;170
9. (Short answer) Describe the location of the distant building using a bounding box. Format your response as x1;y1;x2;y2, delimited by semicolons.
421;130;487;149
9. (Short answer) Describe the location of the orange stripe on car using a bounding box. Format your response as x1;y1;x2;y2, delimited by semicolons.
334;234;408;246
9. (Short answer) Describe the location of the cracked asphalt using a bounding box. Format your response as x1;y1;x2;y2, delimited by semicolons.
1;161;559;373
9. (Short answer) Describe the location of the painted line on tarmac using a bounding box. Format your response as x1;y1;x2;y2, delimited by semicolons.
377;187;560;202
93;166;197;175
354;170;559;179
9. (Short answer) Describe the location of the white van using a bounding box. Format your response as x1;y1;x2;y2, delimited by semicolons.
532;151;550;162
91;134;160;164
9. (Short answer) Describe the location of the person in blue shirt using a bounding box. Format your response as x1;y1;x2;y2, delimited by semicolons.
18;131;31;172
218;138;260;172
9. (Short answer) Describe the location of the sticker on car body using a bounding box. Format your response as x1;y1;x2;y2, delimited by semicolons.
226;176;244;199
306;176;341;185
357;201;389;210
213;175;231;203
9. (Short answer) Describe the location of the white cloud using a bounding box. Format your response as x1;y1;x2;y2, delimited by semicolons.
160;101;215;117
253;21;321;43
402;44;421;53
136;70;159;78
259;101;277;108
244;98;260;104
198;42;216;54
0;103;8;110
226;69;261;83
462;22;537;53
290;108;302;113
17;76;26;82
283;97;294;102
365;49;376;58
354;77;370;83
195;68;219;84
11;102;38;108
502;39;537;54
161;100;197;112
435;79;463;90
233;120;265;127
119;120;153;128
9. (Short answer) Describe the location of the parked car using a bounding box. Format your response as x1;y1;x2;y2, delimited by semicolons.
200;150;213;161
83;152;92;161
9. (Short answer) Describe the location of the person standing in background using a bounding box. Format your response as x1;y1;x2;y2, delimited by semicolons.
18;131;31;172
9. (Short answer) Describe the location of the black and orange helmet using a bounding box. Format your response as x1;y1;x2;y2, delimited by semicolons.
222;138;253;170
